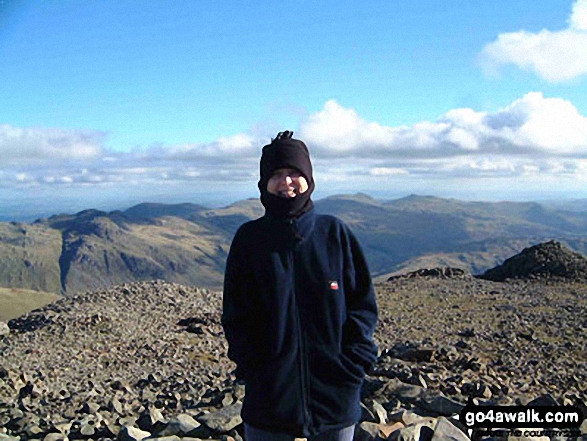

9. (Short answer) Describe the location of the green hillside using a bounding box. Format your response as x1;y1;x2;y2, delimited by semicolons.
0;287;59;321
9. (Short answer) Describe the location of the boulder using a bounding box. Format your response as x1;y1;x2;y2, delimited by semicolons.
381;379;426;404
355;421;380;441
430;417;469;441
117;425;151;441
417;396;464;416
42;434;68;441
156;414;202;438
136;407;166;433
372;400;388;425
388;419;435;441
196;403;243;433
0;322;10;338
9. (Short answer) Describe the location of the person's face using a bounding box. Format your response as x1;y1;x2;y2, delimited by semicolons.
267;168;309;198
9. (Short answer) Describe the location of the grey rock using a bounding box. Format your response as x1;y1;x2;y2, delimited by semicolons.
50;421;72;435
196;403;243;433
233;382;245;401
354;422;380;441
0;321;9;338
110;396;125;415
221;392;234;407
0;416;10;429
361;402;377;423
410;374;427;389
119;416;139;428
526;394;558;407
382;379;426;403
43;434;68;441
81;401;101;414
228;428;245;441
9;409;25;420
431;417;469;441
136;407;166;433
389;418;436;441
400;349;435;363
461;382;492;399
389;409;436;427
24;421;44;438
157;414;201;437
418;396;464;416
104;418;121;437
110;379;134;393
118;425;151;441
79;415;99;437
0;435;20;441
147;437;181;441
372;400;388;425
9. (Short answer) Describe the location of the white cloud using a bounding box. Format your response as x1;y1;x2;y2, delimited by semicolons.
570;0;587;30
369;167;409;176
575;159;587;174
483;92;587;154
3;94;587;199
0;124;105;165
301;94;587;157
480;0;587;82
161;133;258;160
460;158;517;173
298;100;396;154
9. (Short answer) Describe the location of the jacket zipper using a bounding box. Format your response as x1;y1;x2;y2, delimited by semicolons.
290;219;312;430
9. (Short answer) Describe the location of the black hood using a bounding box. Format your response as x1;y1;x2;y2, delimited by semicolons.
258;131;314;218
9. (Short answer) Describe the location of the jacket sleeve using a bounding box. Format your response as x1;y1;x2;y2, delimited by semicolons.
341;226;379;374
221;227;257;381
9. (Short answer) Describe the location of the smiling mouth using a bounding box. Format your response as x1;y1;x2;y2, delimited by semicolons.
278;189;297;197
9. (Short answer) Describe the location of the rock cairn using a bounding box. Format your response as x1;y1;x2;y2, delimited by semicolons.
479;240;587;282
387;267;471;282
1;277;586;440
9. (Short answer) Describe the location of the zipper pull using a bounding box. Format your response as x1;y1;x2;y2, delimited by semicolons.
288;219;303;242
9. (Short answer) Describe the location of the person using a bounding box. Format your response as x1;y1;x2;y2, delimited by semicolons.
222;131;378;441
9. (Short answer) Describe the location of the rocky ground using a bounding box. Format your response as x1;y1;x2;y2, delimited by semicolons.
0;242;586;440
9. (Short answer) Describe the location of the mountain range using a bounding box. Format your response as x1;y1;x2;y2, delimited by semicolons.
1;193;587;296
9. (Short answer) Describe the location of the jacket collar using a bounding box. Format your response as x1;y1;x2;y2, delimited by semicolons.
264;208;316;242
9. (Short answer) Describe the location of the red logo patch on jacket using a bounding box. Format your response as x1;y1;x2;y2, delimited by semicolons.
329;281;339;290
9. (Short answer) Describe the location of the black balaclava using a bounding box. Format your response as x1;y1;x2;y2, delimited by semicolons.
258;131;315;219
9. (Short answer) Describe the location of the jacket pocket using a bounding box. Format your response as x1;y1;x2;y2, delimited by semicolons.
311;345;363;387
338;351;365;384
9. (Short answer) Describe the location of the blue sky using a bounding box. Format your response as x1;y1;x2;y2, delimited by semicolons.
1;0;587;220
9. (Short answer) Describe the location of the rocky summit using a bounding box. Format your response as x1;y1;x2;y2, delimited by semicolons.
480;240;587;282
1;276;586;441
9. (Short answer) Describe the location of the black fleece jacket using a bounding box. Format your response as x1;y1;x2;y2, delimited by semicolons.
222;209;378;437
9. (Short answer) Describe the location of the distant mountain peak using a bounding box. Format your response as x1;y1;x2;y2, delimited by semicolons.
123;202;205;220
401;194;442;201
323;192;381;205
479;240;587;282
